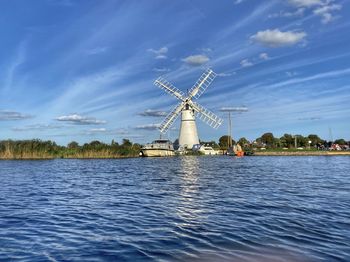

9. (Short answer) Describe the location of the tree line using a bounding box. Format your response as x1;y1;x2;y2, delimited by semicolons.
217;133;349;150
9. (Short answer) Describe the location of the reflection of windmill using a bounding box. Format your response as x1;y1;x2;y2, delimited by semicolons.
154;69;223;149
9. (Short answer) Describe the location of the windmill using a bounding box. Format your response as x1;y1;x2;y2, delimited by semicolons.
154;68;223;150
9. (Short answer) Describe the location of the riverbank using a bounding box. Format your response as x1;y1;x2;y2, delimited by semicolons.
0;154;139;160
253;151;350;156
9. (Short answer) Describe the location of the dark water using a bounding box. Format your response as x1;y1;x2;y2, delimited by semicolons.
0;156;349;261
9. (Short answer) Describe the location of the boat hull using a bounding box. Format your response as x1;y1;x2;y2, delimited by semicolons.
140;149;175;157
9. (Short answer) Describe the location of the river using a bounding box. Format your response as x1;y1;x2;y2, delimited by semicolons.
0;156;349;261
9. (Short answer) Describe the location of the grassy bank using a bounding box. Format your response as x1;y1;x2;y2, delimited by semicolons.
0;139;141;160
253;150;350;156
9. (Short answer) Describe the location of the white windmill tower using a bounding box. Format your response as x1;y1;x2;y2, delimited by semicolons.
154;68;223;149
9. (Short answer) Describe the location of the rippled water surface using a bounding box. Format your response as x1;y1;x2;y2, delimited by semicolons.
0;156;349;261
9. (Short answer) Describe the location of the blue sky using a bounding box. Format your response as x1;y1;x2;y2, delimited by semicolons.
0;0;349;145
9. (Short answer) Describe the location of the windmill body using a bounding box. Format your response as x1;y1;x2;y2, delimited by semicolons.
179;108;199;148
154;69;223;150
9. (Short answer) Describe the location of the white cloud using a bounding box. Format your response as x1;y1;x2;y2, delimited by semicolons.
259;53;269;60
148;46;168;59
0;110;32;120
251;29;306;47
55;114;106;125
182;54;210;66
240;59;253;67
313;4;342;24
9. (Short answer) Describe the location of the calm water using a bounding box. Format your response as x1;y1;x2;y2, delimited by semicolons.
0;156;349;261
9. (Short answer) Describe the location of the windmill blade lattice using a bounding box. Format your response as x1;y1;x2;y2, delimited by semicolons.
190;101;223;129
188;69;217;99
159;102;185;133
154;77;185;101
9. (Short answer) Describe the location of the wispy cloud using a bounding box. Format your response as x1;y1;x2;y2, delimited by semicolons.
139;109;167;117
313;3;342;24
153;68;170;73
0;110;32;120
12;124;63;131
240;59;254;67
85;46;108;55
134;123;160;130
234;0;246;4
251;29;306;47
182;54;210;66
55;114;107;125
259;53;270;60
286;71;298;77
47;0;74;7
297;116;322;121
199;47;212;52
217;72;236;77
2;41;26;93
268;8;305;19
219;107;248;112
85;128;107;134
288;0;322;8
147;46;168;59
286;0;342;24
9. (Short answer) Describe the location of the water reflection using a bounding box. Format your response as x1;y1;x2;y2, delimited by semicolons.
175;156;204;229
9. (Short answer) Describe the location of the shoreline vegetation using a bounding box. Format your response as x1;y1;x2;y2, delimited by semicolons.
0;139;141;160
1;132;349;159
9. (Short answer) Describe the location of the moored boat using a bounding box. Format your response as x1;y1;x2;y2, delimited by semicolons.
140;139;175;157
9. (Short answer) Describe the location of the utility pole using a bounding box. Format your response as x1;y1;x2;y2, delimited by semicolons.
228;111;232;148
220;106;248;150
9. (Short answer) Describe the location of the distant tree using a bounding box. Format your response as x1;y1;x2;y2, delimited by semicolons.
308;134;323;145
238;137;249;146
280;134;294;148
67;141;79;149
260;132;274;147
122;139;132;147
274;137;281;148
334;138;346;145
219;135;234;148
296;135;308;147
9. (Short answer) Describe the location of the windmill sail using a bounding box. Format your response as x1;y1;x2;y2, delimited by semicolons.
154;77;185;101
188;69;217;99
159;102;185;133
190;101;223;129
